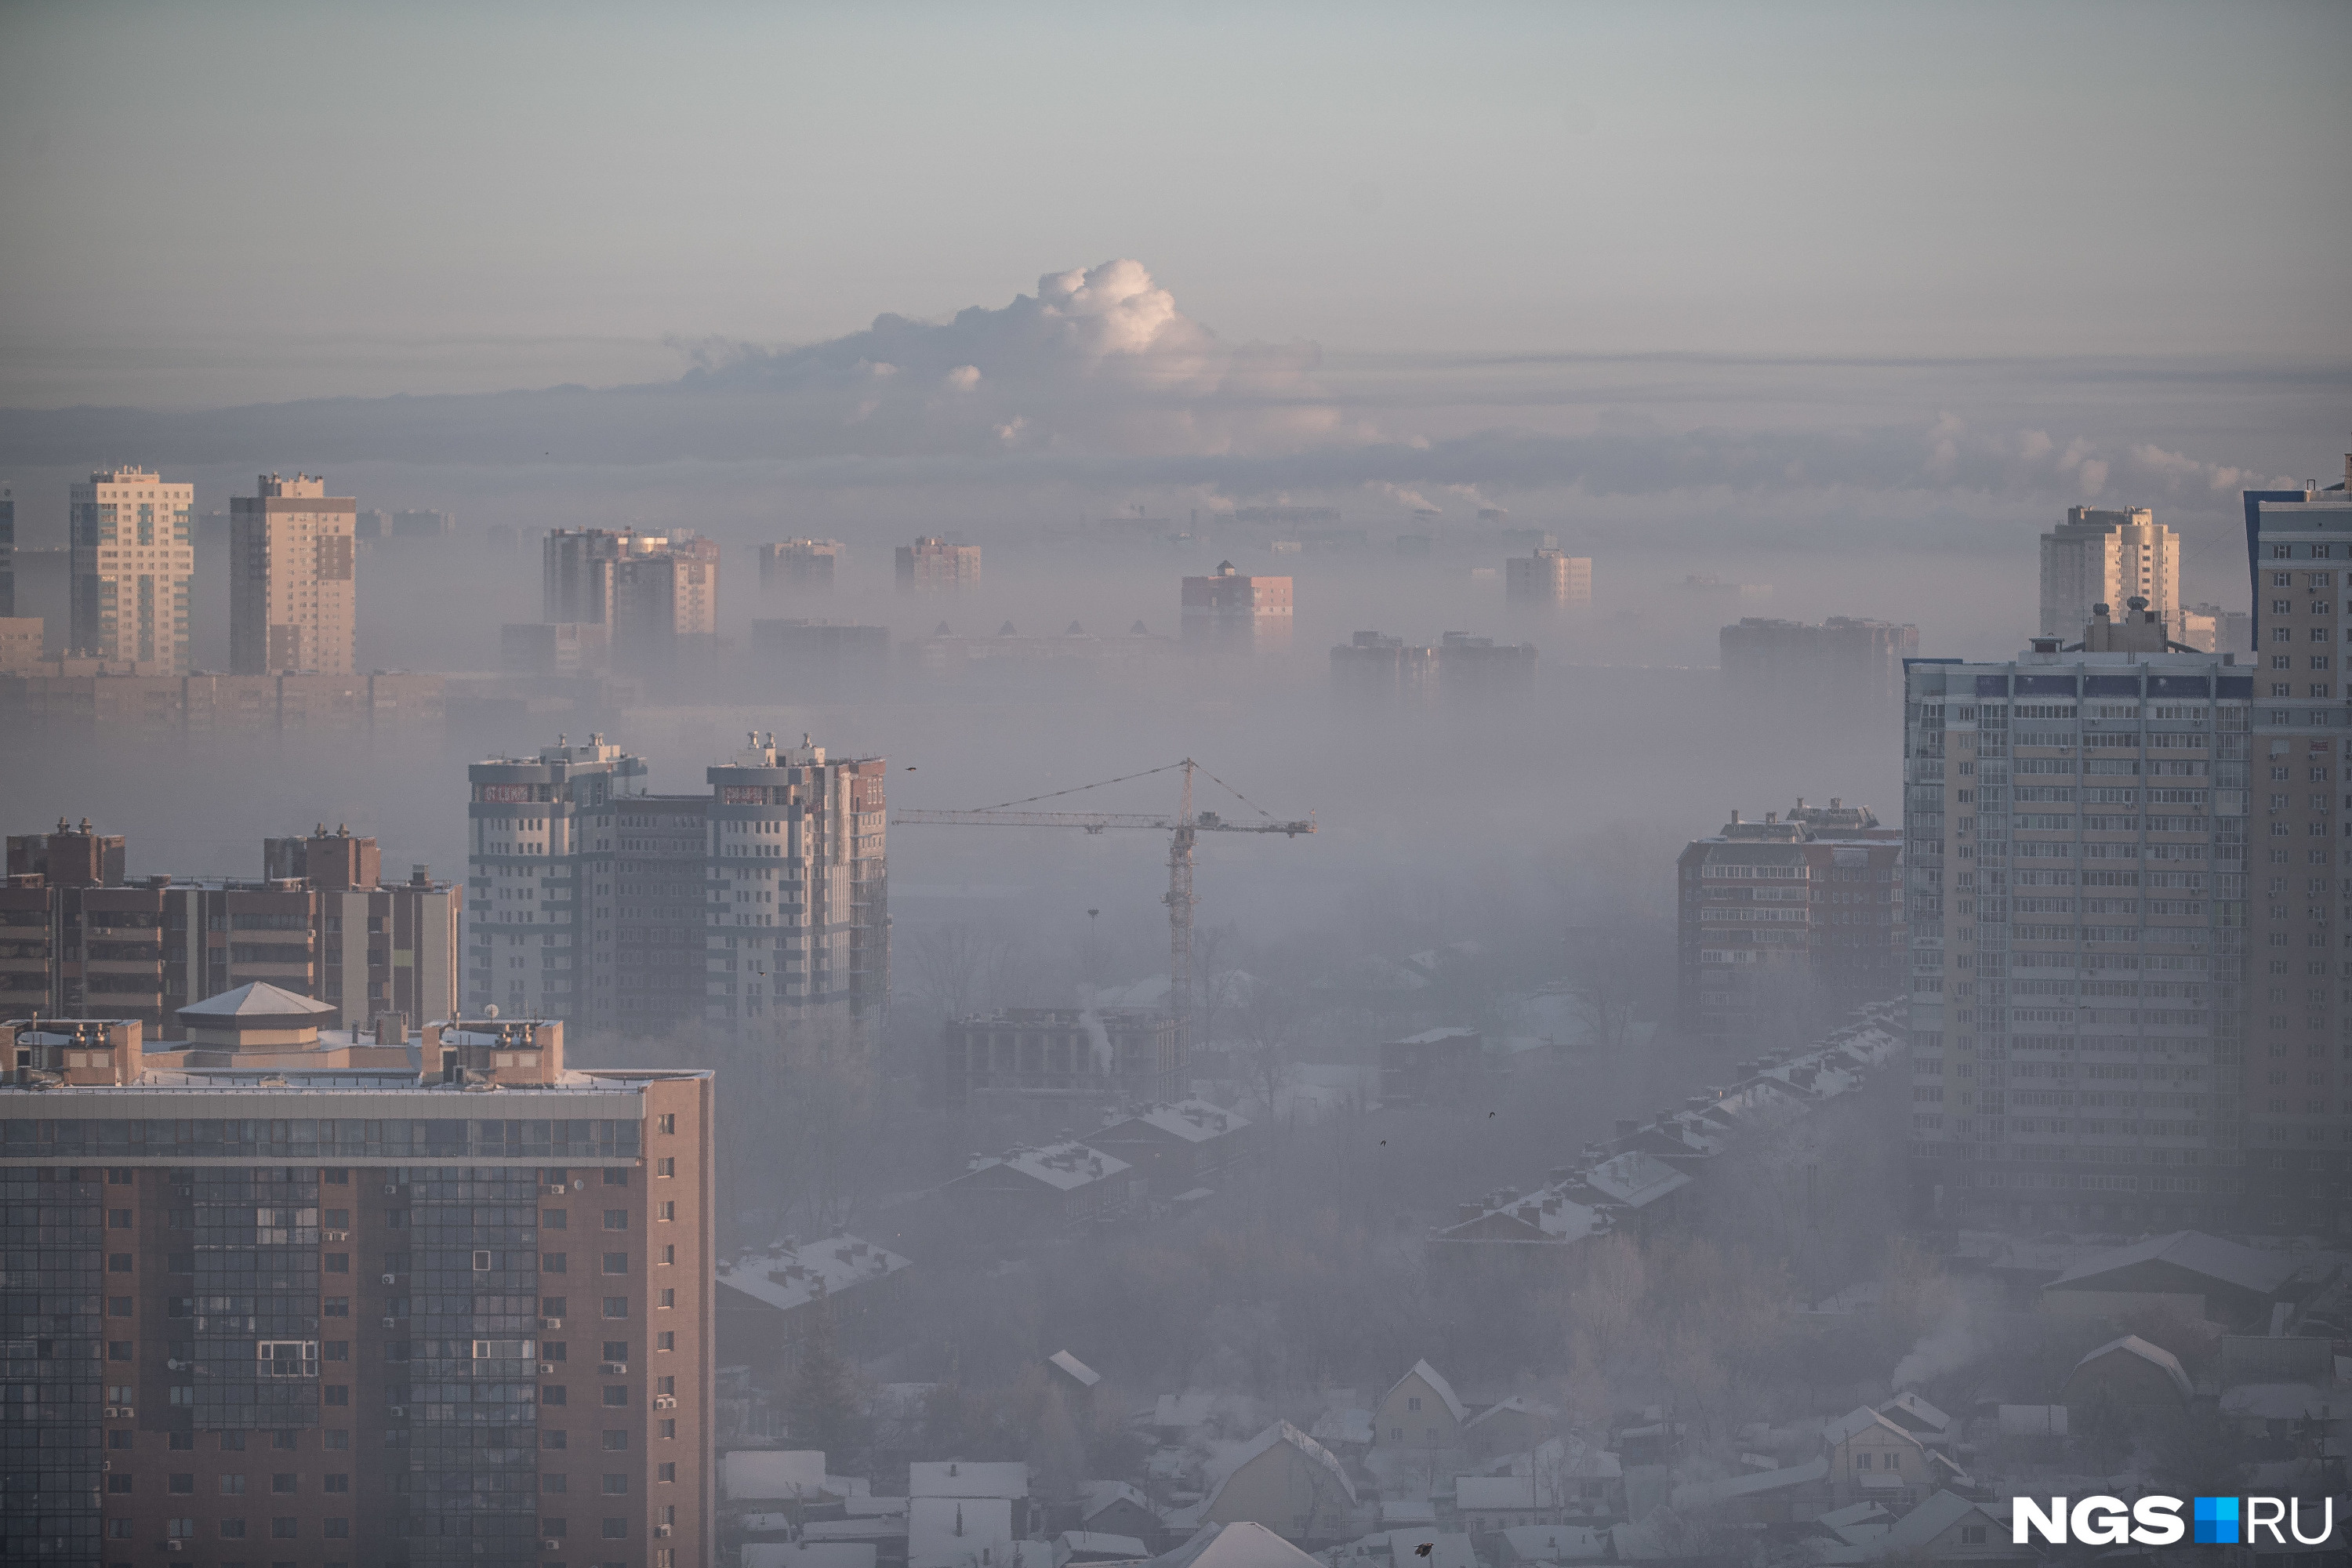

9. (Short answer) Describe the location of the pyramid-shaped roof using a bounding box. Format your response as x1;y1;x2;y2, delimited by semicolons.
177;981;338;1022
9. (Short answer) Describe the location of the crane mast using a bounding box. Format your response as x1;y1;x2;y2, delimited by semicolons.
891;758;1312;1047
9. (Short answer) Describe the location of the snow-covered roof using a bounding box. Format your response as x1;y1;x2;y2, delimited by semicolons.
1150;1392;1218;1430
1382;1360;1469;1423
1875;1491;1997;1553
1309;1407;1373;1446
1496;1526;1605;1562
962;1142;1132;1192
746;1546;880;1568
717;1233;912;1314
1876;1391;1952;1436
909;1495;1014;1568
911;1461;1031;1500
2049;1230;2299;1298
1668;1454;1828;1512
1149;1523;1326;1568
2220;1382;2336;1421
1519;1436;1621;1480
1056;1532;1150;1563
2071;1334;2194;1403
1579;1151;1690;1210
1821;1406;1921;1450
724;1450;833;1501
1049;1349;1102;1388
1197;1421;1357;1517
178;980;339;1021
1995;1404;2067;1438
1464;1396;1555;1432
1388;1027;1480;1047
1083;1483;1156;1523
1109;1100;1250;1143
1814;1502;1894;1547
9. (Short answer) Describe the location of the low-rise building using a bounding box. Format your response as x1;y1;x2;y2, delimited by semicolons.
1188;1423;1358;1542
716;1232;913;1378
939;1007;1185;1106
1088;1101;1251;1196
1374;1359;1468;1450
944;1141;1135;1232
1379;1027;1482;1105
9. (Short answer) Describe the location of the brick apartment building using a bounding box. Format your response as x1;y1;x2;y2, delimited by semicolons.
0;1001;713;1568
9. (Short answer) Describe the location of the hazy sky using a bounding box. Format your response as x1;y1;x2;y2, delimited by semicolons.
3;1;2347;410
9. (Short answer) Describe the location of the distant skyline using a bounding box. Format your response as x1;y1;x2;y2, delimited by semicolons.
2;1;2347;413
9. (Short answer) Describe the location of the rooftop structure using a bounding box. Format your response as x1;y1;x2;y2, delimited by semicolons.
1181;562;1293;653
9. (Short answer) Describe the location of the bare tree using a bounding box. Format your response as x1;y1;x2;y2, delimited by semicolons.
1234;975;1308;1120
901;921;1023;1022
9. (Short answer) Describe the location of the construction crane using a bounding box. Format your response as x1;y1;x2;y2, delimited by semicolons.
891;759;1314;1041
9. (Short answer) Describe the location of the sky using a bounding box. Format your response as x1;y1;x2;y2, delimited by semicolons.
2;0;2347;411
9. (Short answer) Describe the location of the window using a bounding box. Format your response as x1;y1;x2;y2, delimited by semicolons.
660;1245;675;1265
325;1252;348;1273
659;1419;676;1439
657;1202;675;1222
604;1210;629;1232
256;1341;318;1378
603;1519;629;1539
169;1474;195;1494
166;1519;195;1541
108;1341;132;1360
602;1341;629;1362
108;1252;132;1272
325;1431;348;1450
657;1290;674;1309
656;1332;674;1352
601;1475;628;1495
601;1430;629;1451
543;1209;568;1229
325;1385;349;1406
658;1463;676;1483
604;1170;628;1188
543;1253;568;1272
110;1430;133;1450
543;1386;568;1406
473;1250;493;1271
220;1518;249;1538
108;1208;132;1228
543;1474;568;1493
542;1519;569;1537
323;1296;349;1318
324;1341;348;1362
273;1473;297;1494
1960;1527;1987;1546
543;1430;568;1450
325;1519;351;1539
602;1387;629;1407
273;1517;298;1538
656;1158;675;1177
108;1296;132;1316
602;1254;628;1275
544;1296;568;1318
107;1474;133;1494
325;1474;350;1494
658;1114;676;1134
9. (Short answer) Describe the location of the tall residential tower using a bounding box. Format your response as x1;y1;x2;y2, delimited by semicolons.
2039;506;2180;641
69;466;194;670
230;473;357;674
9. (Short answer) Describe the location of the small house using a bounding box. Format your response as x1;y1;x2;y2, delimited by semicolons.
1374;1360;1468;1450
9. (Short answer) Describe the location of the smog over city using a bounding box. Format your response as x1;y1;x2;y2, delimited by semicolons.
1;5;2348;1566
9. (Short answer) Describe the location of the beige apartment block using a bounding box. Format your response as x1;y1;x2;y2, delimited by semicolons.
1504;546;1593;609
2040;506;2180;640
68;466;194;671
230;471;357;673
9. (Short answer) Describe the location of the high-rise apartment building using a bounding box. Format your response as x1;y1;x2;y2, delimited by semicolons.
1504;546;1592;609
2239;454;2352;1232
0;1004;713;1568
1676;800;1904;1046
759;539;842;590
1181;561;1294;652
1720;616;1920;705
466;734;888;1039
1330;630;1535;699
230;473;357;674
895;535;981;590
2;819;460;1036
70;467;195;671
539;528;720;672
1903;604;2251;1232
2040;506;2180;641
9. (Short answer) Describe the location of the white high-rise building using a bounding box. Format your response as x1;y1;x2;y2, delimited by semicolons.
2039;506;2180;640
68;467;194;670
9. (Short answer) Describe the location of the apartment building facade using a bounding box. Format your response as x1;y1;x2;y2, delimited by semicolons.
895;535;981;590
1504;546;1592;610
2;821;459;1038
69;466;195;672
2040;506;2180;641
230;473;358;675
1676;803;1904;1047
935;1007;1186;1107
1720;617;1921;706
2241;460;2352;1232
0;1007;713;1568
758;539;841;590
1902;616;2252;1233
466;734;888;1040
1181;561;1294;652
